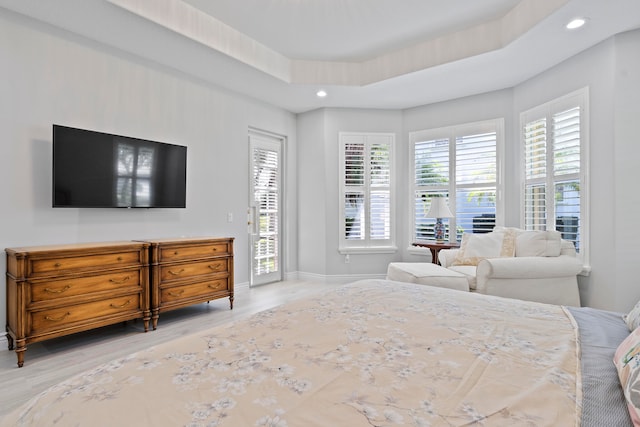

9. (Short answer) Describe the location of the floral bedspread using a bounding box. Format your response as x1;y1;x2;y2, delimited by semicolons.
1;279;580;426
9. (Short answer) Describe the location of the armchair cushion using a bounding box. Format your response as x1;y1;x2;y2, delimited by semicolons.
448;265;478;290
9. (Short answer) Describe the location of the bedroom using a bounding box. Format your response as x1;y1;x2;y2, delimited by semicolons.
1;0;640;424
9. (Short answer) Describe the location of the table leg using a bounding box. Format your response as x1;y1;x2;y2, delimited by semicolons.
430;248;438;264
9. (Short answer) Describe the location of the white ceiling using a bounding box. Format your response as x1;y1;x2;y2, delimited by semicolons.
2;0;640;113
182;0;524;62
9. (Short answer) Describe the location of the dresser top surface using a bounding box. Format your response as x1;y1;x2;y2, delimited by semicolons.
141;237;234;245
6;241;149;255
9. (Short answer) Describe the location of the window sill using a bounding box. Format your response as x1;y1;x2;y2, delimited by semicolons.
579;264;591;276
338;246;398;255
408;246;430;256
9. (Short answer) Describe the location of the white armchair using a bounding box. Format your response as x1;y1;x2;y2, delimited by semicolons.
438;228;583;306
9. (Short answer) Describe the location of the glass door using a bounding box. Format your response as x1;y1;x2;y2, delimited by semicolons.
248;131;282;286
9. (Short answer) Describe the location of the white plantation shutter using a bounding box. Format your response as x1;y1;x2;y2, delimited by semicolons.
553;107;581;245
369;143;391;240
521;88;588;258
456;132;497;233
553;107;581;176
340;133;394;251
344;142;365;240
524;118;548;229
415;139;449;187
414;138;449;238
411;120;502;242
252;146;279;275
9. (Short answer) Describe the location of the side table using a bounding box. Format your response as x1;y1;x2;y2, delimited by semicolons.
412;241;460;264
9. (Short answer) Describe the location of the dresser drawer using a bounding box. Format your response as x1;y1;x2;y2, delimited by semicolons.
159;259;228;282
29;294;142;334
160;278;229;303
29;251;143;276
29;268;143;304
158;242;230;262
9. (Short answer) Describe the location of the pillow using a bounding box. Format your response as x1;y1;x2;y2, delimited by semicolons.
516;231;562;257
626;300;640;331
493;226;562;257
559;239;577;256
451;230;516;266
613;327;640;425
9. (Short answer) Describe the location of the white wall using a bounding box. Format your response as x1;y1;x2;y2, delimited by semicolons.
0;10;298;330
296;109;328;276
613;30;640;311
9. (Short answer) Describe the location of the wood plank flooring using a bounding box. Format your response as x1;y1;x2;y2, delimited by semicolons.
0;279;339;419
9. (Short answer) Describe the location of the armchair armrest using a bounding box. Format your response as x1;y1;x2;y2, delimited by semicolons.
476;255;583;279
438;249;459;267
475;255;583;306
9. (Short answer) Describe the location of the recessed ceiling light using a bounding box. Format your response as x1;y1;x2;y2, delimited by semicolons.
316;90;327;98
566;18;586;30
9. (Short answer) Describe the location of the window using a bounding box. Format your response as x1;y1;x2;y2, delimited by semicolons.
520;88;589;263
410;119;504;242
339;132;395;253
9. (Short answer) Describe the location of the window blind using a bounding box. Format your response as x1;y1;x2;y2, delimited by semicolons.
340;133;394;251
522;98;583;252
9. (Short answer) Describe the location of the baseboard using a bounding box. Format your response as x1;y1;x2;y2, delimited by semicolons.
284;271;299;281
294;271;386;284
0;334;7;352
234;280;250;290
238;272;387;288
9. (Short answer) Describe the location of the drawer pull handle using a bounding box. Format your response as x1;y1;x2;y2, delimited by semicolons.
110;300;131;309
174;251;179;255
109;276;131;284
208;264;222;271
45;312;71;322
44;285;71;294
54;262;62;268
168;269;185;276
168;290;185;297
117;256;123;261
212;248;218;252
208;283;222;289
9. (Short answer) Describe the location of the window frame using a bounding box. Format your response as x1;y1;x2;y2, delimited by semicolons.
408;119;505;246
338;132;396;254
519;87;590;268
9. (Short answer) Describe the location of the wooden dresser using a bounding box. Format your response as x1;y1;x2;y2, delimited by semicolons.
146;237;234;330
5;241;150;367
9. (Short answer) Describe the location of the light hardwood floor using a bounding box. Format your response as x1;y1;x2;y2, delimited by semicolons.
0;279;339;418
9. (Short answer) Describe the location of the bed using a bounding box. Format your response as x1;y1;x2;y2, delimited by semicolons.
0;279;634;426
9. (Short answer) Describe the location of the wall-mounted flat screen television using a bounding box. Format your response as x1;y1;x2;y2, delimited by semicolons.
52;125;187;208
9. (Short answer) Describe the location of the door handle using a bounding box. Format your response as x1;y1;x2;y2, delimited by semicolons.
247;206;258;235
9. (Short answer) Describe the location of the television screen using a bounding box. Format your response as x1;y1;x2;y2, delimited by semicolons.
53;125;187;208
